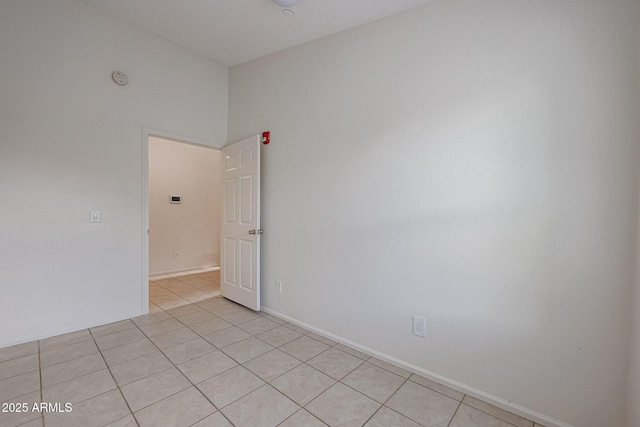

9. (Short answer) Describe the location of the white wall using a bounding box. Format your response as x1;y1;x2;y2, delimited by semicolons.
630;14;640;426
632;283;640;426
228;1;640;426
149;137;221;275
0;0;227;346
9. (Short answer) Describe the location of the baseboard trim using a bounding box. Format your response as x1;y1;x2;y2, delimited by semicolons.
0;310;143;349
149;265;219;280
261;306;573;427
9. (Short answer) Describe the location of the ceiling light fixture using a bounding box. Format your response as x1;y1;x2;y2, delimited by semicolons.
273;0;300;7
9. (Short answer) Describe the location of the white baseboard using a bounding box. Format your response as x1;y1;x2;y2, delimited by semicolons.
0;310;143;349
149;265;219;280
261;306;573;427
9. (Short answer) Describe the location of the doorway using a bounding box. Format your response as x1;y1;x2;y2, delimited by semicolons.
142;130;224;313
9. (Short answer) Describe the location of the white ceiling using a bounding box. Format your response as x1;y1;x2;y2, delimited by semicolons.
81;0;432;67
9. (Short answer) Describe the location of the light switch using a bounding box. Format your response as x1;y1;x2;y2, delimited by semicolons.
90;209;101;223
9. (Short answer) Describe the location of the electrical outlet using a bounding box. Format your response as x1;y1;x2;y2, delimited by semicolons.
412;316;426;338
275;280;282;293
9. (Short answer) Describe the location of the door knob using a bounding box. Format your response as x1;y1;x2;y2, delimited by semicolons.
248;229;263;235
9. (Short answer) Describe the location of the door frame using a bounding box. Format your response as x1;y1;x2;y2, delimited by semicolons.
141;127;225;314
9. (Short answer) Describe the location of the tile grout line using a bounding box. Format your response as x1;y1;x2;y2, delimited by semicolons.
142;299;318;425
446;399;464;427
457;398;525;427
88;329;141;427
128;311;238;427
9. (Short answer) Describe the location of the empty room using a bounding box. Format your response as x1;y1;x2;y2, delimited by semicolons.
1;1;639;427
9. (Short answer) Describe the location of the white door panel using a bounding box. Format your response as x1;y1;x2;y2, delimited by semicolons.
221;135;261;311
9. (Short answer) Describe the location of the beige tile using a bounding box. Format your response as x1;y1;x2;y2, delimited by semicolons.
120;367;190;412
150;288;173;298
42;369;116;406
204;327;251;348
462;396;534;427
0;391;42;427
221;337;274;364
279;336;330;362
258;313;287;325
189;318;233;336
386;381;459;426
132;311;173;327
177;276;205;285
44;389;130;427
195;295;221;306
220;310;261;325
95;328;146;351
135;387;216;427
368;358;412;378
39;329;91;352
334;344;370;361
204;303;244;317
101;339;157;367
150;294;186;305
279;409;327;427
306;332;337;346
105;415;138;427
410;374;465;401
306;383;380;427
155;278;181;286
156;297;191;310
166;304;205;318
197;297;233;310
138;318;184;337
243;349;301;382
177;350;238;384
148;302;164;314
342;362;405;403
197;366;265;408
221;385;299;427
307;347;364;380
271;364;335;406
42;369;116;405
110;352;172;386
450;404;518;427
283;323;310;335
11;418;42;427
255;326;302;347
193;281;217;289
163;338;217;365
0;341;38;364
364;406;422;427
0;354;38;381
191;412;233;426
40;339;99;367
175;310;218;326
185;291;214;303
0;371;40;401
150;327;199;349
41;353;106;388
90;320;136;338
238;318;280;335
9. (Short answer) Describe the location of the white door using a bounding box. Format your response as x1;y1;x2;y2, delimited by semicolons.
221;134;261;311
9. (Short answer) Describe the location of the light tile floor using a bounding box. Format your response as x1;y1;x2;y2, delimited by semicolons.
0;271;547;427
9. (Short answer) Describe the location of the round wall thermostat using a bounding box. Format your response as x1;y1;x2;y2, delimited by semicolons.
112;71;128;86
